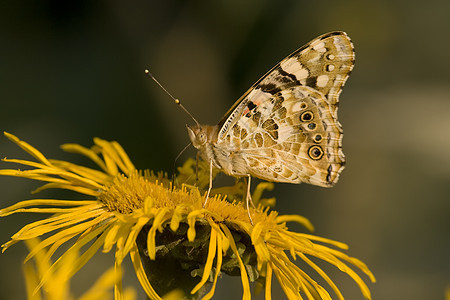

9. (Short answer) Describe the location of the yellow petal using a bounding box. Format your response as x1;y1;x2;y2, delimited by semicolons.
0;199;98;217
130;244;162;300
275;214;314;232
202;227;223;300
114;251;124;300
60;143;109;173
187;209;206;242
191;227;216;294
220;224;251;300
264;264;273;300
78;267;120;300
111;140;136;172
147;208;169;260
3;132;53;166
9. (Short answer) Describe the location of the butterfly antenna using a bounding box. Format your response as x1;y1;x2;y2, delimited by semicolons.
145;69;201;127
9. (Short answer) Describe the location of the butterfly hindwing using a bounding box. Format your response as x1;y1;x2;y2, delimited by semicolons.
217;85;344;186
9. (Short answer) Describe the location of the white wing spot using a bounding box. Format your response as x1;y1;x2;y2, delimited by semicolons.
316;75;329;87
296;68;309;81
333;37;348;53
312;41;326;52
291;101;305;112
280;58;309;81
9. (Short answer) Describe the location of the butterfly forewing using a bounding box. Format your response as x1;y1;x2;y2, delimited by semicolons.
218;31;354;139
213;31;354;187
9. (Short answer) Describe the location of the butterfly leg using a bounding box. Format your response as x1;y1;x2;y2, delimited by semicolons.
246;174;254;225
203;159;213;207
195;151;200;184
247;178;256;209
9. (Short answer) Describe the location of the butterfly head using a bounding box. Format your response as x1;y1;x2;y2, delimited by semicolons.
186;124;217;150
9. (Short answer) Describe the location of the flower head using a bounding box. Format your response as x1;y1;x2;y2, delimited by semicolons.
0;132;375;299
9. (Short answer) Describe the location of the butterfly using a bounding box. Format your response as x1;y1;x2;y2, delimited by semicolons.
147;31;354;220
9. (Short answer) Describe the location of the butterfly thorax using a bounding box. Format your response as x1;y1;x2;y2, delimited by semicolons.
187;124;249;176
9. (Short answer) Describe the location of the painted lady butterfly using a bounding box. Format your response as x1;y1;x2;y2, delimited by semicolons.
147;31;355;219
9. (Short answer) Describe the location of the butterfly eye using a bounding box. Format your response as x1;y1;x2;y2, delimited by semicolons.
193;130;207;146
300;111;313;122
308;145;324;160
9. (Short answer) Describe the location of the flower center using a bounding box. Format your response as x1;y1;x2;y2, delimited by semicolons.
98;171;159;214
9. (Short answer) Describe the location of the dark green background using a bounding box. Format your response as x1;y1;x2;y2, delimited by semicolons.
1;1;449;299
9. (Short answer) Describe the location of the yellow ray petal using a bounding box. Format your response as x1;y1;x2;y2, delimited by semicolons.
220;224;251;300
60;143;109;173
202;226;223;300
130;244;162;300
3;132;53;166
191;227;217;294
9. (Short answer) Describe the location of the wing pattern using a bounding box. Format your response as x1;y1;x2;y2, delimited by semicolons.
215;32;354;186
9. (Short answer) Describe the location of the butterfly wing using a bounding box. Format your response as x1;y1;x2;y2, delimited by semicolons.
215;31;354;186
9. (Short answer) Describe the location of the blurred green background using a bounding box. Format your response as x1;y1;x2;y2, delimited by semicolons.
1;0;449;299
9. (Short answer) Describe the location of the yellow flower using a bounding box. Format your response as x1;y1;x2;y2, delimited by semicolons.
0;132;375;300
22;238;136;300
